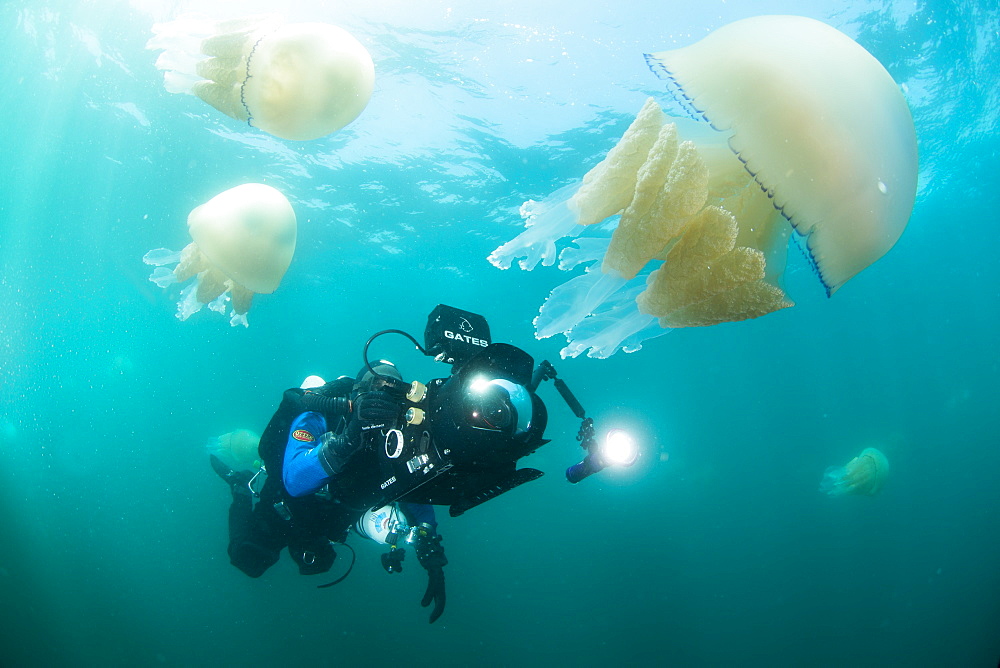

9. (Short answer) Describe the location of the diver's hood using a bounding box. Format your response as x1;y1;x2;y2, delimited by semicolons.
354;359;403;393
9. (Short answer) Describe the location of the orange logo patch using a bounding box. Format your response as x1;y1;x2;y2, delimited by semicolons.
292;429;315;442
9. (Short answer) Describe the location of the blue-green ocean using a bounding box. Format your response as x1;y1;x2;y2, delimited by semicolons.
1;0;997;666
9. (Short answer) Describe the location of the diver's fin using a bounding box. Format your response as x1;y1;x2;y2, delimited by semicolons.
209;454;252;495
449;468;544;517
210;454;233;480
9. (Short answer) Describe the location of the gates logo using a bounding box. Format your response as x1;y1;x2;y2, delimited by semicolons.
443;330;489;347
291;429;315;442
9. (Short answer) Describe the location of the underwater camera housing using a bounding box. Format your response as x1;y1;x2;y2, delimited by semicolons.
423;303;492;366
333;304;623;517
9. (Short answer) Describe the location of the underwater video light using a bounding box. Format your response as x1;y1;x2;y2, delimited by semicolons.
601;428;638;467
565;427;639;483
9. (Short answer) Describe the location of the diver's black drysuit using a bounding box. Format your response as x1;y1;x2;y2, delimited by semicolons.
227;379;360;578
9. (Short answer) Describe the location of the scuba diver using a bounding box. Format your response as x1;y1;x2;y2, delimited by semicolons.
211;361;448;621
209;304;638;624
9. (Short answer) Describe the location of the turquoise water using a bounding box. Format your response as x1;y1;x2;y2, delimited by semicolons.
1;0;998;666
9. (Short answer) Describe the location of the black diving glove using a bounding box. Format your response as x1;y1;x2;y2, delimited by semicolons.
317;431;362;476
415;530;447;624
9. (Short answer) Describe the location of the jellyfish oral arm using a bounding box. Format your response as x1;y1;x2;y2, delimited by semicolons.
820;465;850;495
142;247;181;267
488;97;667;273
558;279;668;359
487;181;584;271
534;267;630;340
143;248;182;287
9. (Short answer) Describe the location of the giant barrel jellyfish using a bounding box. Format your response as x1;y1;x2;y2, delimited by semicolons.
143;183;297;327
207;428;261;472
147;15;374;141
820;447;889;496
488;15;918;359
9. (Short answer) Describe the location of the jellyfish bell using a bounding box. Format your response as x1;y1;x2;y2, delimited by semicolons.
148;15;374;141
186;183;296;296
488;15;918;359
820;447;889;497
143;183;297;327
207;428;261;472
646;14;918;294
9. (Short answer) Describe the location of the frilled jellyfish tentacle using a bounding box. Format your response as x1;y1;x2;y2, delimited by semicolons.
558;236;612;272
143;248;182;288
559;279;667;359
534;267;628;339
176;282;204;321
489;97;665;272
143;247;181;266
820;466;850;495
488;181;584;271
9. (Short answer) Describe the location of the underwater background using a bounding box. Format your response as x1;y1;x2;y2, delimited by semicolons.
1;0;998;665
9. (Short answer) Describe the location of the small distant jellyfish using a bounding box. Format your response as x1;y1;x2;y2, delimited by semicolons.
143;183;297;327
207;428;261;472
820;447;889;496
147;15;375;141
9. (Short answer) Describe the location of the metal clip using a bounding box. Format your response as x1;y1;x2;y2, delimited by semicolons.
406;453;430;474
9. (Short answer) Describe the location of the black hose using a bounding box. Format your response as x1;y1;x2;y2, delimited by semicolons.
362;329;428;382
317;543;357;589
301;394;349;416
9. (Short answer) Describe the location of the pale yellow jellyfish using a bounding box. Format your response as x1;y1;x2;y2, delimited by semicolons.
820;447;889;496
143;183;297;327
488;15;918;358
207;428;261;472
147;15;374;141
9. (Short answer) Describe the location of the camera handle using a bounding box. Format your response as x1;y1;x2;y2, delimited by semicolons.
531;360;597;453
530;360;587;419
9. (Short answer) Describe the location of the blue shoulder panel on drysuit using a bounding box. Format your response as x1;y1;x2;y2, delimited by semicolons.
283;411;331;497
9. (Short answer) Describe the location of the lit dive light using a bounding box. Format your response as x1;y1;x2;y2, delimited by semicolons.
565;428;638;483
601;428;639;467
